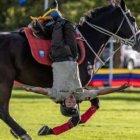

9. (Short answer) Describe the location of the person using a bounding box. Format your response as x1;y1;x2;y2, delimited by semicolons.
26;0;130;135
23;83;130;135
30;0;82;117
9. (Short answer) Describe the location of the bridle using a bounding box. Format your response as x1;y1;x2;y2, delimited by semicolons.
77;6;139;72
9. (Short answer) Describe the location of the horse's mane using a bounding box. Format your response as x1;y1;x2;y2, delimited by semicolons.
84;5;114;21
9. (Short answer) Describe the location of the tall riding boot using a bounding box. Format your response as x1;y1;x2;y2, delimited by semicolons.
49;22;72;62
63;22;78;60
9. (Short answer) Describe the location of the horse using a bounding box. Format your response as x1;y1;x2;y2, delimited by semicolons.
0;0;138;140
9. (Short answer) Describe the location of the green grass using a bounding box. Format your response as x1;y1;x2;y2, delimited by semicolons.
0;88;140;140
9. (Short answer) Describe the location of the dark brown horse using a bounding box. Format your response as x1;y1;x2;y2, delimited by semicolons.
0;1;138;140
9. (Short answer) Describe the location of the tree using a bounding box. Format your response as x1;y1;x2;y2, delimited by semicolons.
0;0;44;31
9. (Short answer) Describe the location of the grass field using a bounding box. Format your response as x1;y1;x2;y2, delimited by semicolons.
0;87;140;140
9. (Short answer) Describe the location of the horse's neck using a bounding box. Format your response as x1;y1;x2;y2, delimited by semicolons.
78;24;110;65
77;6;125;66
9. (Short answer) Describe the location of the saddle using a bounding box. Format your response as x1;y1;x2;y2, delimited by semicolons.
24;27;85;65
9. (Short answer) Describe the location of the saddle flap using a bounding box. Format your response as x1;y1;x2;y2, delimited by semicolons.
24;27;52;65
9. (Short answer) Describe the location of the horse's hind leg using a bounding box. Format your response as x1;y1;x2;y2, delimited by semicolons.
0;82;32;140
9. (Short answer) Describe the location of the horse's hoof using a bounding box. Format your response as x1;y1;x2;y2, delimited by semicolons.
20;134;32;140
10;129;18;139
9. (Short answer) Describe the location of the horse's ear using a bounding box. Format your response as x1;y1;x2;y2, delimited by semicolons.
110;0;119;7
110;0;127;9
49;0;58;9
120;0;127;11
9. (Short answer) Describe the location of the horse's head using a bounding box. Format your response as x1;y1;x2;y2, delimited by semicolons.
112;0;138;46
77;0;138;66
78;0;138;48
111;0;140;53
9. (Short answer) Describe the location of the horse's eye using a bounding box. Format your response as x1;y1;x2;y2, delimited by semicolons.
79;17;86;26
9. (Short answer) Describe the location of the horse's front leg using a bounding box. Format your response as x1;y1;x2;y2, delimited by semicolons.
0;82;32;140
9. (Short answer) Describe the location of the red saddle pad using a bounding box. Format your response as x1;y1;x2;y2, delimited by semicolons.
24;27;85;65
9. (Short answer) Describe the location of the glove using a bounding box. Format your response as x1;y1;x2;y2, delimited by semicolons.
90;97;100;109
38;125;53;136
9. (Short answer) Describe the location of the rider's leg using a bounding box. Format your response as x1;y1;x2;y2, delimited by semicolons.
63;21;82;89
49;21;82;93
63;21;78;60
49;22;72;62
48;21;82;92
